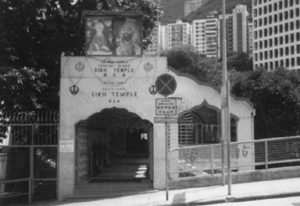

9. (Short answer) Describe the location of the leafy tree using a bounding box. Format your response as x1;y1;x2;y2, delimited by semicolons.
0;0;162;111
162;46;224;86
0;67;48;110
231;67;300;139
227;52;253;72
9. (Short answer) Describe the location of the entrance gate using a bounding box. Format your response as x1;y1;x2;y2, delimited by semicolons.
0;111;58;204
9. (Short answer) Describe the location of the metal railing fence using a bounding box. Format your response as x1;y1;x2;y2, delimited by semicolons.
0;111;58;205
169;135;300;180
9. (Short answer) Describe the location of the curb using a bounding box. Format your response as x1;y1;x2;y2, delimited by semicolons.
177;192;300;206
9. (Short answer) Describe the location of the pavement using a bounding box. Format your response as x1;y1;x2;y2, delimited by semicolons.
30;177;300;206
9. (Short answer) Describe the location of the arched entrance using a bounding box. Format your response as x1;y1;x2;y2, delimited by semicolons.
178;101;238;147
74;108;153;195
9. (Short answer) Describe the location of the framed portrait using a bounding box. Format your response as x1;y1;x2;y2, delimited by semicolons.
84;11;143;56
86;17;113;55
115;17;142;56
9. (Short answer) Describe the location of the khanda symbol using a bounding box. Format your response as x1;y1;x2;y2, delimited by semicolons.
69;85;79;95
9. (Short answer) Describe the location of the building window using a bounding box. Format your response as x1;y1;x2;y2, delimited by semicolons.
290;22;294;30
274;14;278;22
270;50;273;58
264;6;267;14
286;59;289;67
280;36;283;45
284;0;288;8
264;40;268;48
259;7;262;15
280;48;284;56
291;46;295;54
259;30;263;38
268;4;272;13
291;33;295;42
270;62;273;70
285;11;289;20
279;1;283;9
264;17;268;25
259;41;263;49
285;35;289;43
269;39;273;47
292;58;295;66
279;13;283;21
280;25;283;33
286;47;289;55
265;51;268;59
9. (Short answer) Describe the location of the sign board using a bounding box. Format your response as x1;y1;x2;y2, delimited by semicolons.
155;74;177;96
84;11;143;56
154;117;178;123
156;98;177;116
59;140;74;153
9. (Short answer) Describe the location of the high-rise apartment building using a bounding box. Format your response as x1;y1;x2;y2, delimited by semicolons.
219;14;234;55
192;18;220;58
253;0;300;70
184;0;208;16
233;5;249;54
164;20;192;50
219;5;250;56
145;23;163;56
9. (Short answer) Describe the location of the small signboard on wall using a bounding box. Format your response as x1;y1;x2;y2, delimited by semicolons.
84;11;143;56
155;98;177;116
59;140;74;153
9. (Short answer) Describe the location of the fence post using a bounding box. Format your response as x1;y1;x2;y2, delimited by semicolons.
211;145;214;175
265;140;268;170
29;146;34;204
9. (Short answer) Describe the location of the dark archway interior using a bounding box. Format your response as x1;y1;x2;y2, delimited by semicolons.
178;103;238;146
76;108;153;185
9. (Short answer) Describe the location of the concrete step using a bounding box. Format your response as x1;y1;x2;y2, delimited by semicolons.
72;181;154;198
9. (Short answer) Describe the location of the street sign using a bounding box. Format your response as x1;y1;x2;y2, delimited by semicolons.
154;117;178;123
155;98;177;116
155;74;177;96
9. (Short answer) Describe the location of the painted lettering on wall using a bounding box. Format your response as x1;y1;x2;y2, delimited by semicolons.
91;87;137;103
91;91;137;97
93;58;137;86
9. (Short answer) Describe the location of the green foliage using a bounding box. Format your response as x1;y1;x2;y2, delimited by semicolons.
227;52;253;72
165;47;300;138
0;67;48;110
162;46;222;85
231;68;300;138
0;0;162;111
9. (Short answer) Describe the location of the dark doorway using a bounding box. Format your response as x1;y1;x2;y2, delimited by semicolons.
126;129;148;155
75;108;153;196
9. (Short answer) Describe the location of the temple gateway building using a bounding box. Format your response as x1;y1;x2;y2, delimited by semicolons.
57;11;254;200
